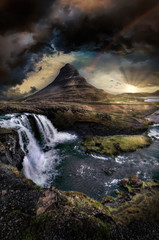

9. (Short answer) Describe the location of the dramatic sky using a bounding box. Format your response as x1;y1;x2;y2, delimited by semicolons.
0;0;159;99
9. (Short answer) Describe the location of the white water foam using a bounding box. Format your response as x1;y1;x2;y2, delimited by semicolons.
115;155;127;164
0;113;77;186
77;164;92;177
91;154;109;161
105;178;121;194
148;124;159;140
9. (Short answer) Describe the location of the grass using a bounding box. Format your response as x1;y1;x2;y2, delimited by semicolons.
9;209;22;216
83;135;152;156
36;185;42;190
104;97;140;103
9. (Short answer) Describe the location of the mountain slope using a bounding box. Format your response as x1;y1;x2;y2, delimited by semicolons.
26;64;110;102
118;90;159;98
150;90;159;96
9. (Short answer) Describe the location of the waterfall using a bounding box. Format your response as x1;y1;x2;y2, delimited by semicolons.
0;113;77;186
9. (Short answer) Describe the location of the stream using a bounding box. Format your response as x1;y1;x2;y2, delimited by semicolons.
0;112;159;200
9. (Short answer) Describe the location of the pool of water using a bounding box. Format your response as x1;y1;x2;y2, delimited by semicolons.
144;97;159;102
0;112;159;201
54;125;159;200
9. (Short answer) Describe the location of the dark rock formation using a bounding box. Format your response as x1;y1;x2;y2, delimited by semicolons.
149;90;159;96
0;128;24;170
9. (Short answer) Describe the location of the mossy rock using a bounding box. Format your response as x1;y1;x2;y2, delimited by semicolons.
100;179;159;226
83;135;152;155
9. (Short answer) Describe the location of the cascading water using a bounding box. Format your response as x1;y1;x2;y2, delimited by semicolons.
0;113;77;186
148;124;159;139
0;112;159;200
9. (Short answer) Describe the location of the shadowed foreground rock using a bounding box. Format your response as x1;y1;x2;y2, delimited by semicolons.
0;128;24;170
1;163;159;240
0;128;159;240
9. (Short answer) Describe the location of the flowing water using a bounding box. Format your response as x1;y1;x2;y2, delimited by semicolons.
0;113;77;186
0;112;159;200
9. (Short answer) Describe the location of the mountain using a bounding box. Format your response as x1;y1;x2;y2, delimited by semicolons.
118;90;159;98
26;64;110;102
150;90;159;96
117;92;149;98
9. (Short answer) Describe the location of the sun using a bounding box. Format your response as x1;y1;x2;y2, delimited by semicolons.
124;84;140;93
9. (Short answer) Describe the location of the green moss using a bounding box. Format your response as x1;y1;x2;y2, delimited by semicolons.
34;213;48;224
106;180;159;225
7;167;13;171
9;209;22;216
80;211;85;215
35;185;42;190
23;214;49;240
96;219;111;239
65;191;108;213
23;233;33;240
104;97;141;103
83;135;151;155
100;195;116;205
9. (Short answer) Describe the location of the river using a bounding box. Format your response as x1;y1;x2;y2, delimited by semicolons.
0;112;159;200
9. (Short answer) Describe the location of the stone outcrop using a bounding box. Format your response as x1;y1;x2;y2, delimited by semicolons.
0;128;24;170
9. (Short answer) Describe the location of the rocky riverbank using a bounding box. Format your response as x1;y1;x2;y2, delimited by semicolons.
0;128;159;240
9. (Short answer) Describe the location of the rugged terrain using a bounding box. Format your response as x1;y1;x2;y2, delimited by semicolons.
0;129;159;240
1;63;158;138
0;64;158;137
0;101;157;136
0;64;159;239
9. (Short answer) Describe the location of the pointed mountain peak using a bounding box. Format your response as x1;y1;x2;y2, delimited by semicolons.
59;63;80;77
26;63;110;102
52;63;85;86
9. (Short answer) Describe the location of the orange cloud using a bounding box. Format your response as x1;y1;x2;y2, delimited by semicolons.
61;0;111;12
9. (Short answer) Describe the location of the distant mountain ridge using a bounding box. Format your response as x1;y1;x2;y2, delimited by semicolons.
26;63;111;102
118;90;159;98
151;90;159;96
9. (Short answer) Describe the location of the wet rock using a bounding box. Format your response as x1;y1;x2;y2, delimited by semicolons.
0;128;24;170
129;176;143;188
118;178;129;188
114;189;120;195
103;168;114;176
100;196;116;206
118;176;143;190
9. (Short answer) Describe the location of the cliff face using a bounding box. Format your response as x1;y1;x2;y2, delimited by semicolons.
0;128;24;170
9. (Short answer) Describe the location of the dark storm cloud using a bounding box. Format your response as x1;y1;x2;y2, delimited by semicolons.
1;86;37;101
0;0;159;98
0;0;55;33
0;0;53;95
53;0;159;53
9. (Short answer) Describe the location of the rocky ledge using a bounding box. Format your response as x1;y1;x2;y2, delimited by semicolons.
0;128;24;170
0;101;157;136
0;129;159;240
